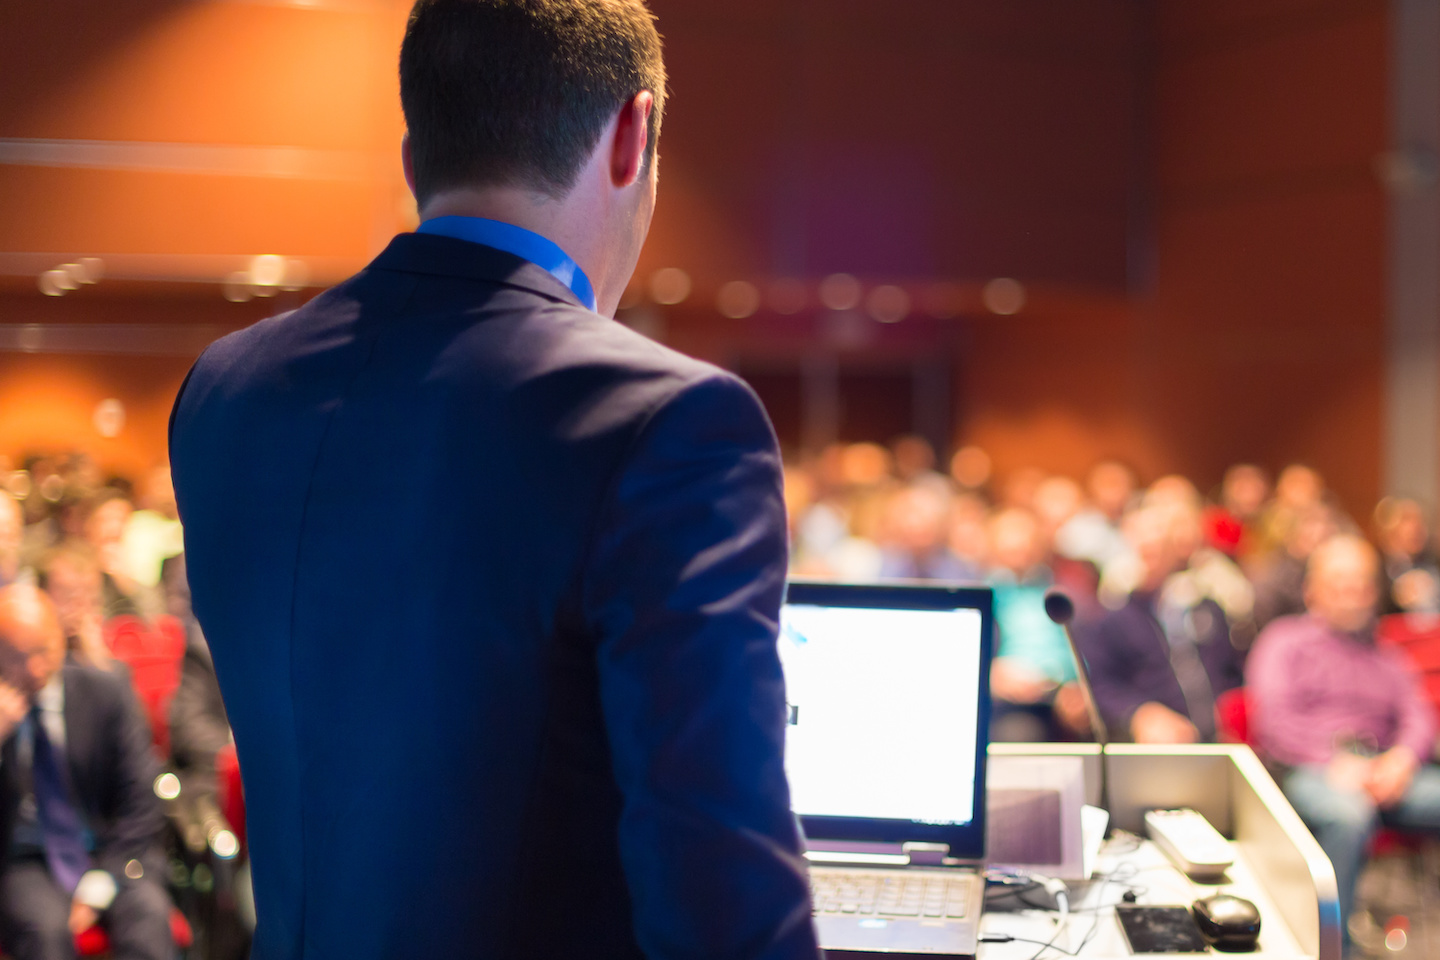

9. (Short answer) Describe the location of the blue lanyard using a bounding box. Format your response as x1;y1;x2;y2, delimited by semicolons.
416;216;597;312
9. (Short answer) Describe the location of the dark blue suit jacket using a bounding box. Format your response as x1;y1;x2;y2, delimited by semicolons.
169;233;819;960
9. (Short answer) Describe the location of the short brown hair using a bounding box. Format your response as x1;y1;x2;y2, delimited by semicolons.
399;0;666;204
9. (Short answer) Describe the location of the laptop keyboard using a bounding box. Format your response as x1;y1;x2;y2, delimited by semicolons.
809;869;973;919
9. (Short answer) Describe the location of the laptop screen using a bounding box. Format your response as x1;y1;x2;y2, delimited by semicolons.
780;581;994;858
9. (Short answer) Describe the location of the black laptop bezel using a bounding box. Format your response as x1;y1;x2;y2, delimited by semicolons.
781;579;995;862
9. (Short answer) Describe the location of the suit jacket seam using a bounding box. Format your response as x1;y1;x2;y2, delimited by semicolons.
282;272;420;954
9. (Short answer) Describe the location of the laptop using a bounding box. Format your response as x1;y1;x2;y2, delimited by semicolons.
780;580;994;959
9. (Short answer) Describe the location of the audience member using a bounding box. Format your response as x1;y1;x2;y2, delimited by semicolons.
1254;463;1325;560
0;583;171;960
877;482;976;581
1251;503;1340;630
1031;476;1101;612
36;545;116;674
1247;535;1440;948
80;490;144;622
1204;464;1269;562
118;468;184;593
1373;497;1440;615
1078;503;1244;743
946;493;991;575
1055;459;1135;568
986;508;1084;741
1152;483;1256;643
0;494;22;589
890;435;942;485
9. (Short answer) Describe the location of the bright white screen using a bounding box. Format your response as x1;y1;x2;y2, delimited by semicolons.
779;604;982;825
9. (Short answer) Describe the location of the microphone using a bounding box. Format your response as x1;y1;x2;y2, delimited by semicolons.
1045;587;1110;818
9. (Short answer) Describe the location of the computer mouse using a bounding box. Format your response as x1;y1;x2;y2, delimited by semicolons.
1192;894;1261;951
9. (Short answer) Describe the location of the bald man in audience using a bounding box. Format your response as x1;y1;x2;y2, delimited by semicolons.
1248;535;1440;948
0;584;170;960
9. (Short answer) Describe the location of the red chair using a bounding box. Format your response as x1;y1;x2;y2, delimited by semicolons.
82;616;194;956
103;614;187;756
1215;687;1250;745
1376;613;1440;718
74;909;193;957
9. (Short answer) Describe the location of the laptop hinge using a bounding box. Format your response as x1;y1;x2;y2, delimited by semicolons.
902;842;950;866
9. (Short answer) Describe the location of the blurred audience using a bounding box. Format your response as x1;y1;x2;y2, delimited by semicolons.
1247;536;1440;948
36;545;115;674
119;468;184;593
7;435;1440;952
1373;497;1440;615
877;482;976;581
1250;503;1340;630
1204;463;1269;562
0;493;22;589
1254;463;1326;560
1075;502;1244;743
0;584;172;960
1054;460;1135;569
986;508;1085;741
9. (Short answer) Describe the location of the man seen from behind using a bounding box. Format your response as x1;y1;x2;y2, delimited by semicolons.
168;2;819;958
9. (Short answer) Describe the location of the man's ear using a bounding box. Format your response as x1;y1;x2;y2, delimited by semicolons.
401;133;418;199
609;91;654;189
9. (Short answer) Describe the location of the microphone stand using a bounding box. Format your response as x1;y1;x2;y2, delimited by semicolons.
1044;588;1110;821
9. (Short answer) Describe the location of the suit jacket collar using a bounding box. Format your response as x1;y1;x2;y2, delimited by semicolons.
368;232;588;311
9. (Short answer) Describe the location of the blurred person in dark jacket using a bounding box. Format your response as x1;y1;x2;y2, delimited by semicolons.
0;584;171;960
1078;503;1244;743
1251;503;1340;630
161;556;232;803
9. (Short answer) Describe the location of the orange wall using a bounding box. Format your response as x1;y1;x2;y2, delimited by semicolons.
0;0;414;282
0;292;274;480
948;0;1389;516
1141;0;1389;514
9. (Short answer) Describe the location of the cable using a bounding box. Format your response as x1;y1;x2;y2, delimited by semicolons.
978;933;1085;956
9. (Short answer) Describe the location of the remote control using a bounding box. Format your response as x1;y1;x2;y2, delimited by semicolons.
1144;808;1233;880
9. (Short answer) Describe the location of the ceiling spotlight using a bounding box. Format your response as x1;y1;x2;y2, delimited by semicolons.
866;285;911;324
649;267;692;305
250;254;287;288
983;277;1026;316
716;281;761;319
818;273;861;312
38;270;69;297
